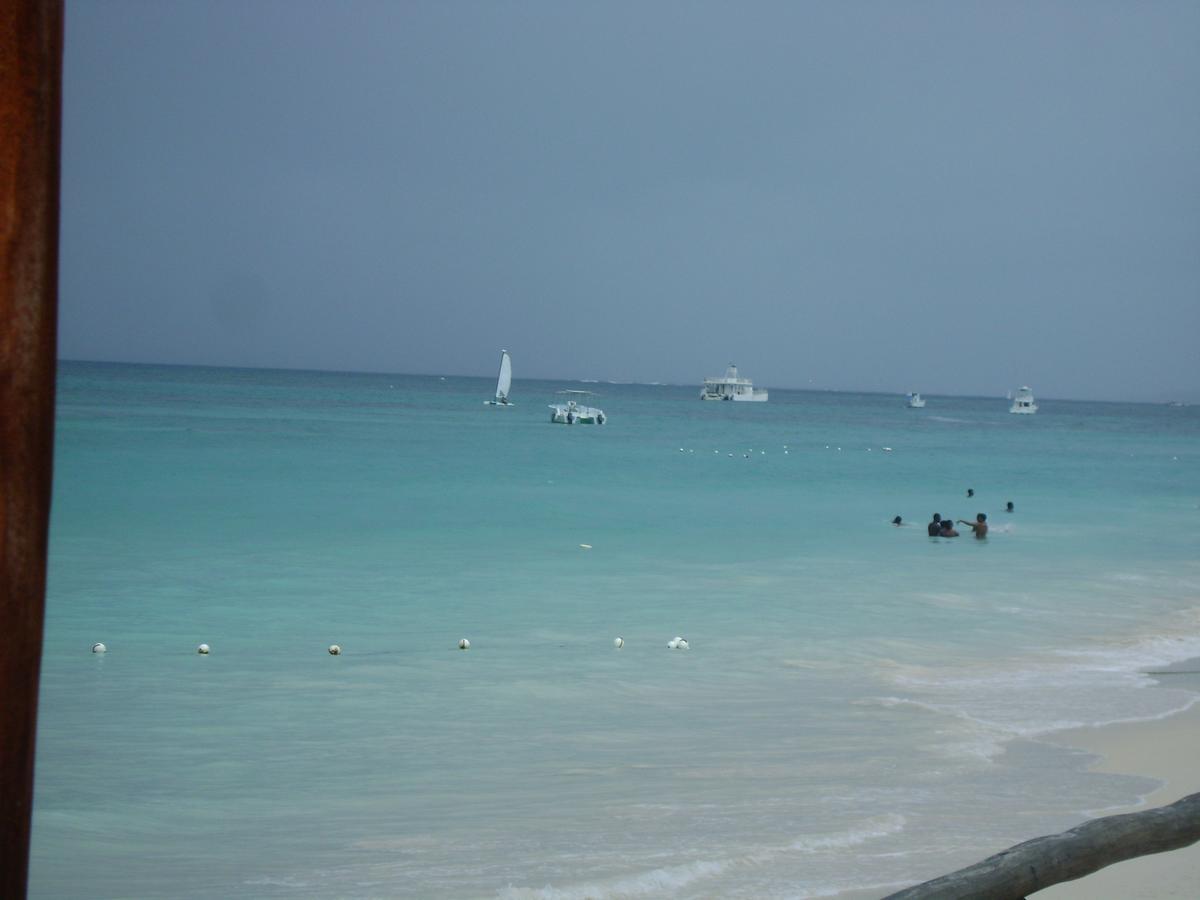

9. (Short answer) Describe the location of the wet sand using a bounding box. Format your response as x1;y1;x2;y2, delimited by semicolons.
1032;684;1200;899
833;667;1200;900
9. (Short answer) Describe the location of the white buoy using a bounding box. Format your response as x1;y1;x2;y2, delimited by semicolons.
679;447;684;452
328;644;341;655
197;643;210;655
458;638;470;650
91;642;106;653
668;639;679;649
613;637;624;649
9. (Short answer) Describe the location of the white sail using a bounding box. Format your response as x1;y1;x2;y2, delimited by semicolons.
495;350;512;402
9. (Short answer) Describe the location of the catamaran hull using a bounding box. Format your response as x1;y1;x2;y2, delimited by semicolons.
700;391;768;401
550;410;605;424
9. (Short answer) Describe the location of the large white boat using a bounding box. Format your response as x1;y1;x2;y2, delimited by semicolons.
485;350;513;406
906;392;926;408
1009;386;1038;414
700;364;768;402
549;390;606;424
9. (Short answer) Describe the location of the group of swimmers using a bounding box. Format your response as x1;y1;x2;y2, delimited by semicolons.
926;512;987;538
892;496;1014;539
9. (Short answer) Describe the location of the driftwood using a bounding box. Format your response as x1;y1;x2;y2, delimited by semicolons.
884;792;1200;899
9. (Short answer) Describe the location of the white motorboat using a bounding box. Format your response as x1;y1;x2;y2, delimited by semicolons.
1009;386;1038;414
485;350;513;406
549;390;606;424
906;392;926;408
699;364;768;401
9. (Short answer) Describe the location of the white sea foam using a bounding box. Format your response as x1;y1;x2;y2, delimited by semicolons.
496;815;907;899
497;859;729;899
876;617;1200;756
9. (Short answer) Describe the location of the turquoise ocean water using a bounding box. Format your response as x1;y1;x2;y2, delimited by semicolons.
32;361;1200;898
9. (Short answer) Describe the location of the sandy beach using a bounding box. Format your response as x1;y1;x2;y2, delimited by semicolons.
1032;677;1200;899
831;667;1200;900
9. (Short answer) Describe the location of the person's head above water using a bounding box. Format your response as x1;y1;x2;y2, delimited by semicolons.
977;513;987;522
1006;501;1014;512
932;513;941;522
892;516;902;525
967;488;974;497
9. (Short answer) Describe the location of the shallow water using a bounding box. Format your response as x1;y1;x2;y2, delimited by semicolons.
31;362;1200;897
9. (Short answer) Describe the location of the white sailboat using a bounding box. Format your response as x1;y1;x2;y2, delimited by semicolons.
485;350;513;406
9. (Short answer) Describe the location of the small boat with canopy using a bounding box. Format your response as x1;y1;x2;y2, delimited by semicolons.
549;390;606;424
1009;386;1038;414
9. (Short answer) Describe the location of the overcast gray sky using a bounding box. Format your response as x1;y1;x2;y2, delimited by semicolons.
59;1;1199;401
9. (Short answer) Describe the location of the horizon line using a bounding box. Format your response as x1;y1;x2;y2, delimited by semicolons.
57;357;1198;407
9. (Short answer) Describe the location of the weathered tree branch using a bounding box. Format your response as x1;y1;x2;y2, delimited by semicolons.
883;792;1200;899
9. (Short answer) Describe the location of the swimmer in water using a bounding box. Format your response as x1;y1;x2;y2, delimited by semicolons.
927;513;942;536
1006;501;1014;512
966;488;974;498
939;518;959;537
958;513;988;539
892;516;903;526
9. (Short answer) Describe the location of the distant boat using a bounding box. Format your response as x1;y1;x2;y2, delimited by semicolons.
549;390;606;424
906;392;926;408
485;350;513;406
700;364;768;401
1009;386;1038;414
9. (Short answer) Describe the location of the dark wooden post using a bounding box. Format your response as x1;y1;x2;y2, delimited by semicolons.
0;2;63;898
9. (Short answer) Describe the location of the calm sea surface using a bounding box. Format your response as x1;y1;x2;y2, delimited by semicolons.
31;361;1200;898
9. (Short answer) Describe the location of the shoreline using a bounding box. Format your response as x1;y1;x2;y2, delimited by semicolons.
1030;667;1200;899
832;664;1200;900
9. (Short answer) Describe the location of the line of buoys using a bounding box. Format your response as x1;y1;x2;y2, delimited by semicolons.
683;446;805;457
90;635;694;655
